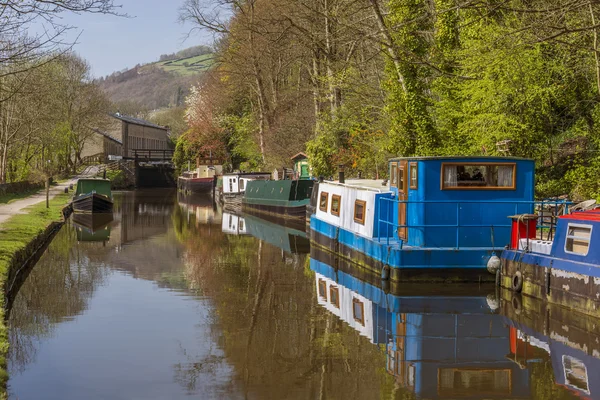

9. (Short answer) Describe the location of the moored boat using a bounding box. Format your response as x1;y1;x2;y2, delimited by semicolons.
242;153;314;220
500;209;600;318
310;156;548;283
222;172;271;211
72;178;113;213
177;155;223;195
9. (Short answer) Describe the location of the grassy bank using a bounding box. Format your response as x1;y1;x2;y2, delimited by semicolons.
0;192;71;389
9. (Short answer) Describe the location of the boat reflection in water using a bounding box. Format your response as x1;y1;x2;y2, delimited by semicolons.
501;291;600;399
222;211;309;254
310;246;600;399
177;192;222;226
71;213;113;242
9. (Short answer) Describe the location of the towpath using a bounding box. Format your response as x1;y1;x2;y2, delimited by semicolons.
0;167;100;225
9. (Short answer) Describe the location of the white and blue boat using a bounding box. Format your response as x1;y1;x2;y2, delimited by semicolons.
310;156;540;282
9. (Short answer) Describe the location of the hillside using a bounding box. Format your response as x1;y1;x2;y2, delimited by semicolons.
98;47;214;112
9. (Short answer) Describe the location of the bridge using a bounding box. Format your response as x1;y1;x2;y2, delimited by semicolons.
128;149;176;188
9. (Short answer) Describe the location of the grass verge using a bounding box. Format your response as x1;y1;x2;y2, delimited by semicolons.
0;192;71;391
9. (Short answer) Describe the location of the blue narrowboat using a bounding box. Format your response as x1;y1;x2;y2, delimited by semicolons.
501;209;600;318
310;251;531;399
310;156;536;282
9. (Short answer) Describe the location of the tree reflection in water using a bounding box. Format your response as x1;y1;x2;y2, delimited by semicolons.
8;225;109;374
174;204;401;400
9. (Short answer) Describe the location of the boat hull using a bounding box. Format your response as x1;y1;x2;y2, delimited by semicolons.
243;179;314;220
178;176;215;194
500;249;600;318
310;216;497;283
72;193;113;214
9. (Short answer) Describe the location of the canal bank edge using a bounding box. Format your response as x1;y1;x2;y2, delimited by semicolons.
0;192;72;394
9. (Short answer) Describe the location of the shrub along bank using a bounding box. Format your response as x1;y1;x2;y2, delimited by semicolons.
0;192;71;393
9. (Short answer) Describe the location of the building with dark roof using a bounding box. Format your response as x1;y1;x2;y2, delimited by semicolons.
81;113;171;163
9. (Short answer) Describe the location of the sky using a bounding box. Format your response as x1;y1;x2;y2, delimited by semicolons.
53;0;213;78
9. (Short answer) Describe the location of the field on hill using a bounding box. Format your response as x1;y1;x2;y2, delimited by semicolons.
99;49;214;111
147;53;214;76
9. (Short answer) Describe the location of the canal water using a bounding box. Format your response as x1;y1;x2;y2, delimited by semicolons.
6;190;596;399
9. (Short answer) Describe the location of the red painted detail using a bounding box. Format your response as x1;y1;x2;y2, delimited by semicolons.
509;327;517;354
561;210;600;222
510;218;537;249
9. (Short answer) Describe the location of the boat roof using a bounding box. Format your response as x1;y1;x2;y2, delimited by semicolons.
78;178;110;182
388;156;534;162
560;210;600;222
223;172;271;177
321;179;390;192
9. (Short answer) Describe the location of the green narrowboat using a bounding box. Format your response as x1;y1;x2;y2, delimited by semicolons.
242;153;314;220
72;178;113;213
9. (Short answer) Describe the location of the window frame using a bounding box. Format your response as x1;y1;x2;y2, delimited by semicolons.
409;162;418;189
352;298;365;326
329;285;340;308
319;191;329;212
330;194;341;216
354;200;367;225
318;279;327;300
564;223;592;257
390;162;398;187
440;162;517;190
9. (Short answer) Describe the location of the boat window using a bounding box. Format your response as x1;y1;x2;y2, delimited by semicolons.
239;219;244;231
240;179;245;191
229;214;233;229
319;192;329;212
441;163;516;190
331;195;341;216
229;178;233;193
390;163;397;187
398;166;405;191
438;368;511;396
563;355;590;394
410;162;418;189
318;279;327;300
565;224;592;256
354;200;366;225
352;298;365;326
329;286;340;308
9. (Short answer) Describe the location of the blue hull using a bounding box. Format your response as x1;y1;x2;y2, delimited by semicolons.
310;216;498;282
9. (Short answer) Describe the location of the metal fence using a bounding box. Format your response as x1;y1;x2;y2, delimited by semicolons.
375;197;571;248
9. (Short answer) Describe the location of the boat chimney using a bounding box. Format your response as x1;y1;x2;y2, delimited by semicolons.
338;164;345;184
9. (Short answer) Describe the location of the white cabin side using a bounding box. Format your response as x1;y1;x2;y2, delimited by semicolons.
223;175;241;194
315;273;375;342
223;173;271;194
315;182;391;238
221;212;248;235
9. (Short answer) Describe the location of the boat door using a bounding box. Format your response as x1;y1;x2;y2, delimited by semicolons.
398;161;408;240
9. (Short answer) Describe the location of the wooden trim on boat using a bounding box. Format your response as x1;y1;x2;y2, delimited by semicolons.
354;199;366;225
409;162;418;189
440;162;517;190
331;194;341;216
319;191;329;212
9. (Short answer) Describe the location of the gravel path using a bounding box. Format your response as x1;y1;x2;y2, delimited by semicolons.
0;168;100;225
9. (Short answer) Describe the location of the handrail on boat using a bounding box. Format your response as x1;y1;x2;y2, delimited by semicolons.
375;197;571;248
